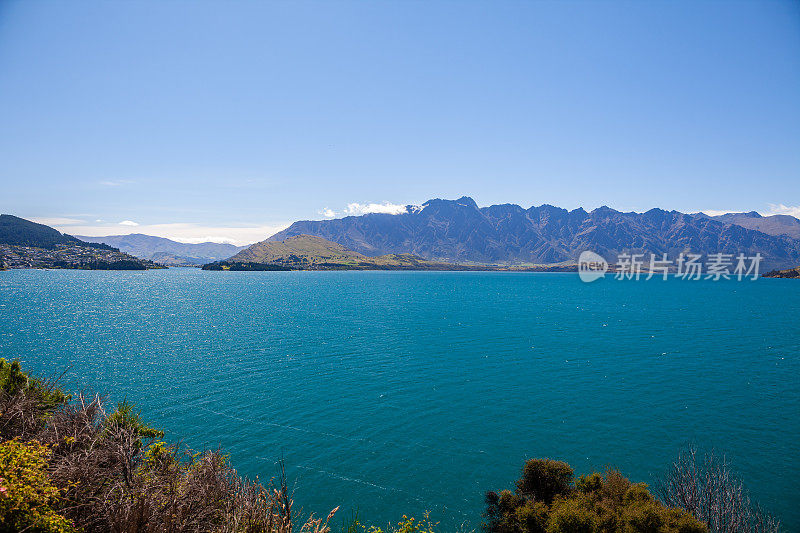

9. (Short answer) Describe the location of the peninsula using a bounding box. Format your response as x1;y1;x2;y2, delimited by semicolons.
202;234;575;272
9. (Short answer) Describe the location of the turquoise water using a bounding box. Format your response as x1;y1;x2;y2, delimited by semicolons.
1;268;798;529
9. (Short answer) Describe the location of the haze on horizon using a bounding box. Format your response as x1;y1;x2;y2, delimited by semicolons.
1;0;798;245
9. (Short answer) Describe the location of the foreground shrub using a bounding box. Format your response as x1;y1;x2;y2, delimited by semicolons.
516;459;574;505
0;359;68;440
484;459;707;533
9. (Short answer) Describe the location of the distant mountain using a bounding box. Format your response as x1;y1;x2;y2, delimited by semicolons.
1;214;111;250
0;215;160;270
268;197;800;270
694;211;800;240
76;234;247;266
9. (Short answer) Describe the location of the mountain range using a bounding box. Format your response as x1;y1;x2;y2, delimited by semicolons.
8;198;800;271
266;197;800;270
698;211;800;240
76;234;246;266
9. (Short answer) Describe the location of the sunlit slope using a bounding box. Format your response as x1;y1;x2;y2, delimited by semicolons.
227;234;437;268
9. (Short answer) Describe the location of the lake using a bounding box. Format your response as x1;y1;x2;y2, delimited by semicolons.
1;268;798;529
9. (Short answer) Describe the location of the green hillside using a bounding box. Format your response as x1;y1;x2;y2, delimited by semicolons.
206;234;466;270
0;215;163;270
0;214;105;249
229;234;369;264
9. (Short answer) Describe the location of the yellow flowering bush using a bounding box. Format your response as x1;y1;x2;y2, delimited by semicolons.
367;512;438;533
0;438;74;533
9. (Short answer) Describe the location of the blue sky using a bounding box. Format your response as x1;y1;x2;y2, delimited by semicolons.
1;0;798;244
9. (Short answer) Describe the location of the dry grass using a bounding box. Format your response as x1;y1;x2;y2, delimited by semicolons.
656;444;780;533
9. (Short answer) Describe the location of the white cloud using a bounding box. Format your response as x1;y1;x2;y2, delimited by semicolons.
119;220;139;226
343;202;408;216
695;204;800;219
54;222;288;246
696;209;739;217
315;201;424;219
29;217;85;226
765;204;800;218
171;236;242;244
98;179;135;187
